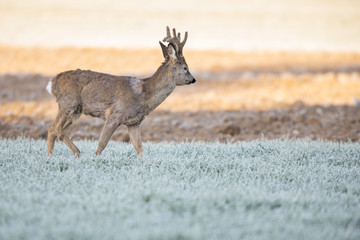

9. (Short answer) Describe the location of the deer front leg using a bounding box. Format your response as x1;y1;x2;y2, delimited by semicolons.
96;118;120;156
128;125;143;157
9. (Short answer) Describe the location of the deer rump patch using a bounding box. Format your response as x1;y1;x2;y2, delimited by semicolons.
129;77;143;95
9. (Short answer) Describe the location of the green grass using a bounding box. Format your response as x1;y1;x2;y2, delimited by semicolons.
1;138;359;240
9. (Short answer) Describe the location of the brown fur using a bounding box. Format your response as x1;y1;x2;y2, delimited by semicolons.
47;27;196;157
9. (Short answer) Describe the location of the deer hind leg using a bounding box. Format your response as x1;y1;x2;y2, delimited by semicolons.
55;111;81;157
47;116;59;156
128;125;143;157
95;117;121;156
63;106;82;130
47;106;82;157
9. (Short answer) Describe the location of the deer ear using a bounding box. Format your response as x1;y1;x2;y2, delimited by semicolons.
159;41;168;59
167;44;177;60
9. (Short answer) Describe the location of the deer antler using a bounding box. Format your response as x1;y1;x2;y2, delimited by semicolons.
163;26;188;54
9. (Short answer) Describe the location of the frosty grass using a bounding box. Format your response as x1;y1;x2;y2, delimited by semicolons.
0;138;359;240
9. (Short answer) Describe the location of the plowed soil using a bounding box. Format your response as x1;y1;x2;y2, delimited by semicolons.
1;46;360;143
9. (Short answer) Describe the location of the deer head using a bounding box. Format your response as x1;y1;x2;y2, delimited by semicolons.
159;26;196;86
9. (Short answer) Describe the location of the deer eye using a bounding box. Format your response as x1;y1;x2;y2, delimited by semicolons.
184;67;188;71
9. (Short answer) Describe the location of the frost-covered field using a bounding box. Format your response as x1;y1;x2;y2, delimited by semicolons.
0;138;359;240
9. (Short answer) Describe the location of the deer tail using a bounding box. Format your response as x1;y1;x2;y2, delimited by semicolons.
46;79;53;95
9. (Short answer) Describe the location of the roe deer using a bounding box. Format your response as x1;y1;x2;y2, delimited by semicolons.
46;26;196;157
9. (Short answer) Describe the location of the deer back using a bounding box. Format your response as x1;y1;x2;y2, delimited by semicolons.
52;69;144;120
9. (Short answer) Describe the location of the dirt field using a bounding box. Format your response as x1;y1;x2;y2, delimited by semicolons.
1;46;360;143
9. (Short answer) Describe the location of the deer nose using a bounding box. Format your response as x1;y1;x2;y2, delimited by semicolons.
191;78;196;84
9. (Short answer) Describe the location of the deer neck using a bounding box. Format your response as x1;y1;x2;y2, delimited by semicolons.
142;63;176;114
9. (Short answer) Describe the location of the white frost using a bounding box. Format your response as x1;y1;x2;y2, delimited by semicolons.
1;138;359;239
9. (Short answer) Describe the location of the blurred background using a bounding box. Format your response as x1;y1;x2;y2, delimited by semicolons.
1;0;360;143
1;0;360;50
